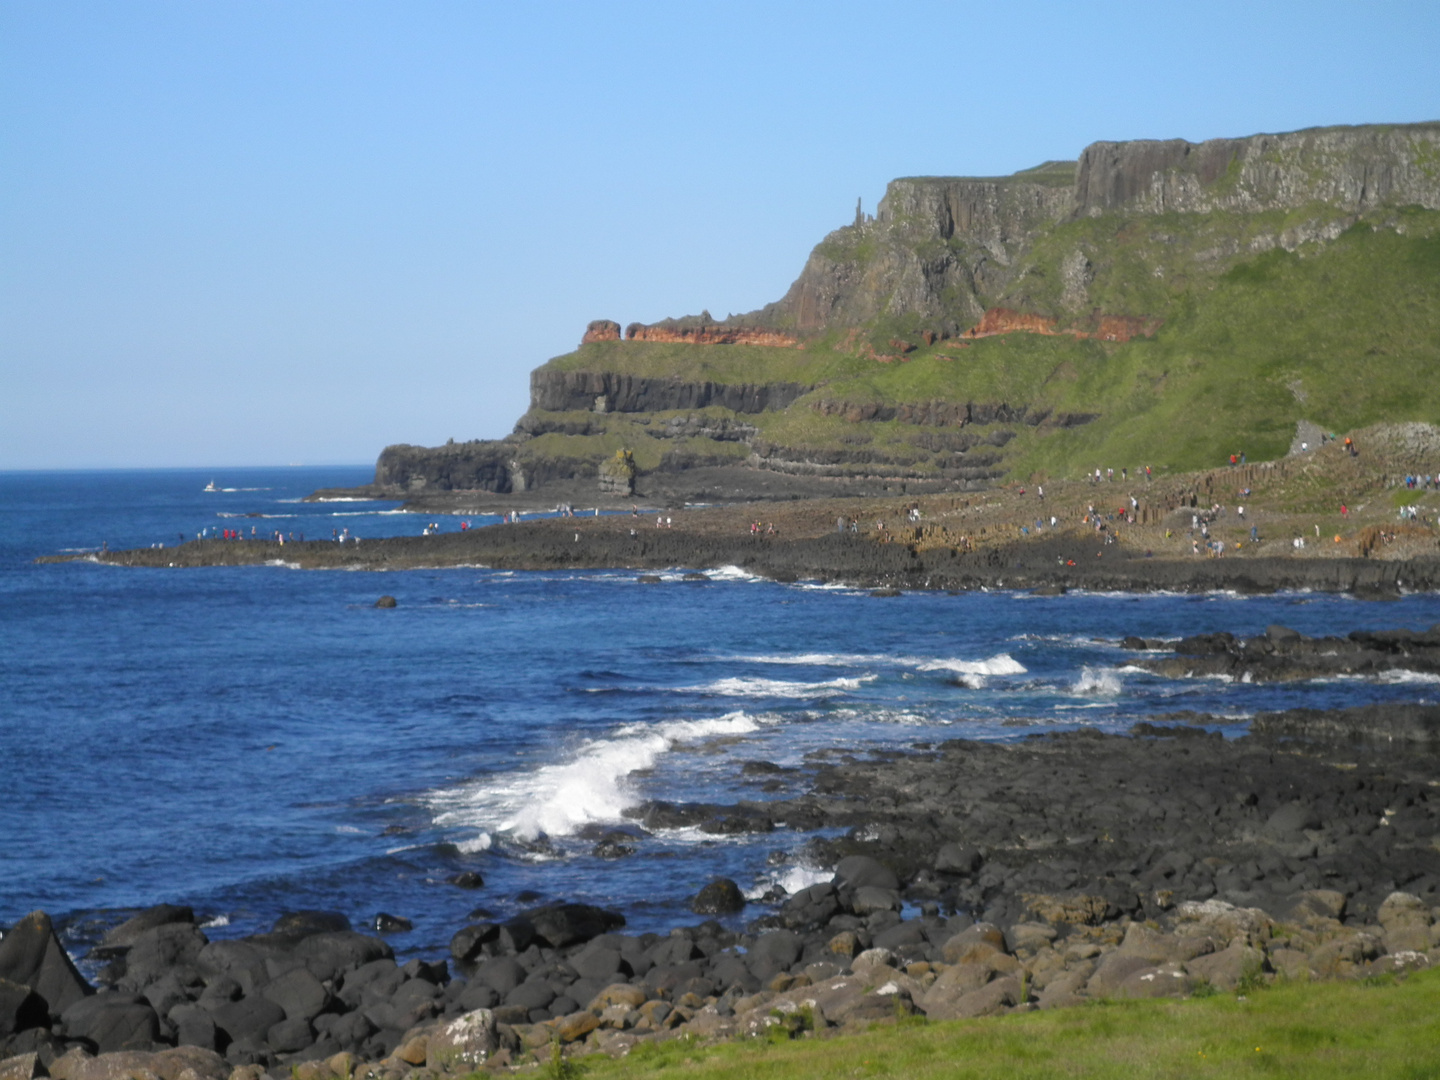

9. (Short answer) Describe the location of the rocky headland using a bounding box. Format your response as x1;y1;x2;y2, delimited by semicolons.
4;700;1439;1078
320;121;1440;508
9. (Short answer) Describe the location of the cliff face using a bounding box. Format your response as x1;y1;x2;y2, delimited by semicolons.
530;369;812;414
757;122;1440;336
1074;124;1440;216
355;122;1440;503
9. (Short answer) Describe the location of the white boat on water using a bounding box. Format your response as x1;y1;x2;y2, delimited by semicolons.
204;480;218;492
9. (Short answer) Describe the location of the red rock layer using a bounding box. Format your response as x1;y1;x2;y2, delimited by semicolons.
624;324;800;347
960;307;1161;343
581;320;623;344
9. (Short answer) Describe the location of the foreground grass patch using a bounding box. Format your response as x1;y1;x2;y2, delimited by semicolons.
570;971;1440;1079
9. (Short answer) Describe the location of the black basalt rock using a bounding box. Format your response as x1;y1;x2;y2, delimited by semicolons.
0;911;93;1019
690;879;746;915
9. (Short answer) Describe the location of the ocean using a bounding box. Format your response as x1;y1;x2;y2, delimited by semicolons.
4;466;1439;970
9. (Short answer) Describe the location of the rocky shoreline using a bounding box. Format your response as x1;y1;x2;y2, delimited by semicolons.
37;518;1440;597
4;698;1439;1080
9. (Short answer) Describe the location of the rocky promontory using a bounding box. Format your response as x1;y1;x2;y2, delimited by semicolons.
315;121;1440;507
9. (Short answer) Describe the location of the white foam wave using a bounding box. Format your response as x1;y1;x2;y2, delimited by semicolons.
706;565;768;583
745;864;833;901
732;652;890;667
917;653;1027;677
200;914;230;929
1378;670;1440;685
688;675;875;698
430;711;768;842
1073;667;1123;696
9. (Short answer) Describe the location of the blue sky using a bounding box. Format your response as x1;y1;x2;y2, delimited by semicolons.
2;1;1437;469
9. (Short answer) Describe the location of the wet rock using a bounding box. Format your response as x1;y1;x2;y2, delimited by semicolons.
373;596;397;608
271;912;351;939
690;880;745;916
449;923;497;963
447;872;484;890
372;914;411;934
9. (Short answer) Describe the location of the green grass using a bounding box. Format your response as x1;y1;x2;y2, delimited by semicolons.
550;970;1440;1079
523;206;1440;482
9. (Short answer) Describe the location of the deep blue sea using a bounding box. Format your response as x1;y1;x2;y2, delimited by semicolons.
4;467;1440;969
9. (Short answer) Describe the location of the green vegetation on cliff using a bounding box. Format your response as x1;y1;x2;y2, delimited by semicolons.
538;208;1440;480
369;123;1440;499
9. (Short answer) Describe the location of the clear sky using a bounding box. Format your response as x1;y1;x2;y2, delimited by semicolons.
2;1;1437;470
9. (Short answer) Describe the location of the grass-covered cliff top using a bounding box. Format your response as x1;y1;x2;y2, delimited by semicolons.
536;207;1440;477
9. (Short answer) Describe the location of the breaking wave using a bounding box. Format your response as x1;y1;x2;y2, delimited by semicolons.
429;712;769;843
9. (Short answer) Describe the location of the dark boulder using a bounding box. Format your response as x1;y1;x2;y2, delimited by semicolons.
0;912;93;1018
447;872;484;889
834;855;901;891
374;596;398;608
116;924;209;991
59;993;160;1052
265;1016;313;1055
209;996;286;1044
502;981;555;1012
271;912;351;938
935;843;982;875
373;913;412;934
448;923;497;963
690;879;746;915
0;978;48;1037
292;932;392;982
746;930;802;975
101;905;197;949
456;981;499;1011
516;904;624;950
327;1010;375;1052
1265;801;1321;838
569;948;624;983
261;967;330;1022
168;1002;220;1051
470;958;526;996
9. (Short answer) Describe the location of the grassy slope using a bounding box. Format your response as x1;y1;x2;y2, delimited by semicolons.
532;210;1440;478
563;971;1440;1079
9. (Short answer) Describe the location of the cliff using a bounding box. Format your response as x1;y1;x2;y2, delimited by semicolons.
340;122;1440;504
